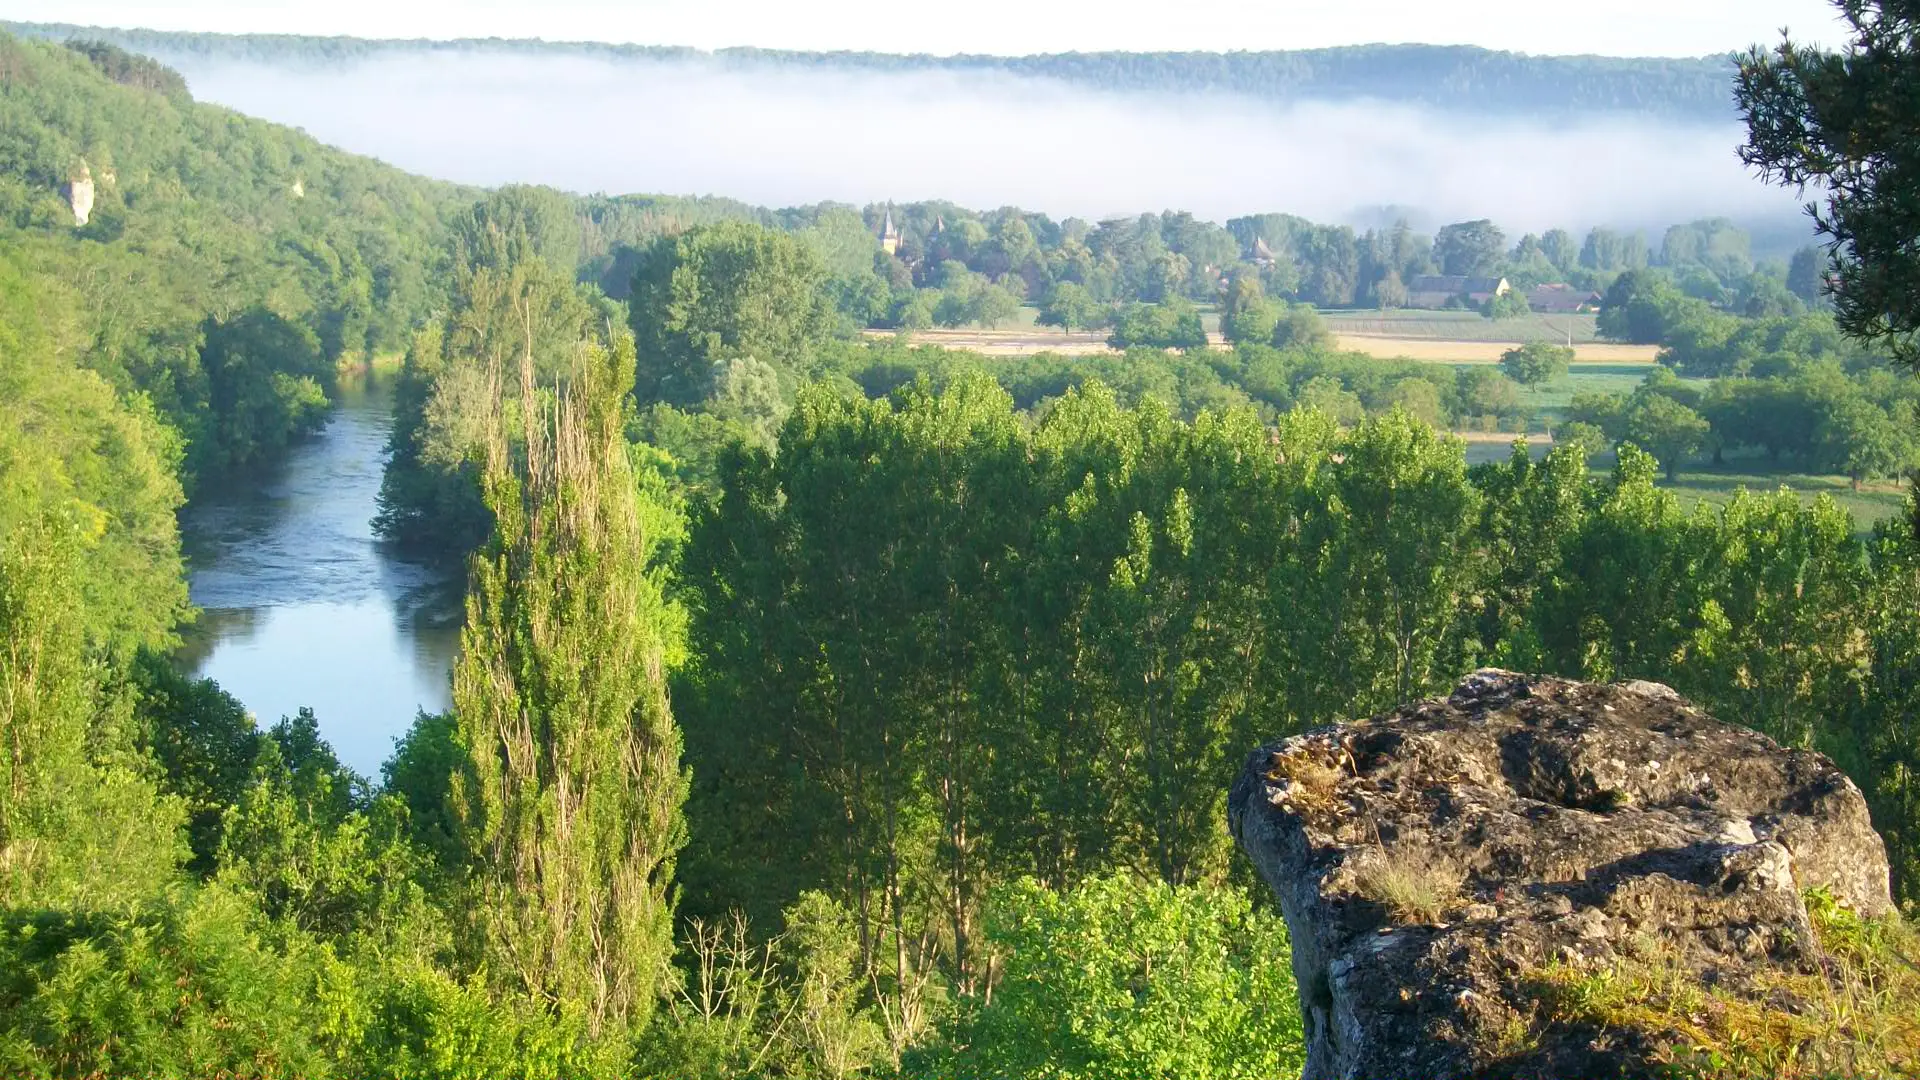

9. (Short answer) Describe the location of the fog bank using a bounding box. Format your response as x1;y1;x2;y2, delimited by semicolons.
175;51;1803;234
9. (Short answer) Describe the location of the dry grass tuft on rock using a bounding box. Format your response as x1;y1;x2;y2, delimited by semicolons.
1353;845;1466;925
1263;749;1346;812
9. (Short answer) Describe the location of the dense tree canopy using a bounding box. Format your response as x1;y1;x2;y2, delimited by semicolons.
0;31;468;483
630;221;831;408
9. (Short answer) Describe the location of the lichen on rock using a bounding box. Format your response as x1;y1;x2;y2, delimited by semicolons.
1229;669;1897;1080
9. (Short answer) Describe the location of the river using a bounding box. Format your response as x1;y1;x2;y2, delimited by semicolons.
176;375;463;778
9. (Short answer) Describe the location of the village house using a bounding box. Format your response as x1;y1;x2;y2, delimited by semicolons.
1405;274;1510;309
1527;283;1602;314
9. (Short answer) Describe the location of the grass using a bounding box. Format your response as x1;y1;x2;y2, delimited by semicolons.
1352;845;1467;925
1660;466;1910;534
1337;336;1659;364
1520;889;1920;1078
1514;365;1667;414
1264;749;1347;813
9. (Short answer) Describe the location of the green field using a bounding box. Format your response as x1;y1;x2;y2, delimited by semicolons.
1325;308;1602;344
1518;364;1658;415
1442;366;1909;532
1457;443;1910;533
1659;467;1910;533
1443;363;1666;428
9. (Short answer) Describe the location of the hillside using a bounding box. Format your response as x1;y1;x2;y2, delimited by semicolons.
6;22;1738;120
0;31;470;479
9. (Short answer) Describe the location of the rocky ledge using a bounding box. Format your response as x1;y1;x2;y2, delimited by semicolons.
1228;670;1893;1080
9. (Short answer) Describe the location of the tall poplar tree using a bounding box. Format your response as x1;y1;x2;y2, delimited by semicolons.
451;333;689;1034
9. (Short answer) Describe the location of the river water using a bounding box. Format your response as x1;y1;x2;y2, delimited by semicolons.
176;376;463;777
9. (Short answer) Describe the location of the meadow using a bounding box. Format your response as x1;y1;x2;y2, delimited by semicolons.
1662;465;1911;532
1338;336;1660;362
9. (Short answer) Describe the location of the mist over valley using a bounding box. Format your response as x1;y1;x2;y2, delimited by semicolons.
17;23;1811;242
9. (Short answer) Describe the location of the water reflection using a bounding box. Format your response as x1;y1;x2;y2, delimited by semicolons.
177;375;462;777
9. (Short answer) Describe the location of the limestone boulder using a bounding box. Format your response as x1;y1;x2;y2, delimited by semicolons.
1228;670;1893;1080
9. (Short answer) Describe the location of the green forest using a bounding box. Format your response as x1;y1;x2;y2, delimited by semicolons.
3;17;1919;1079
6;21;1739;119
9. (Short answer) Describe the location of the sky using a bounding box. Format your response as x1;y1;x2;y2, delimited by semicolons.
6;0;1849;57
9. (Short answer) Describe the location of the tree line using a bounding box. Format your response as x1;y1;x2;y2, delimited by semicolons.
375;182;1916;552
1555;271;1920;486
8;22;1741;119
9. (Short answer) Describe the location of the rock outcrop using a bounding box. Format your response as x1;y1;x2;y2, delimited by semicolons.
67;161;95;227
1229;670;1893;1080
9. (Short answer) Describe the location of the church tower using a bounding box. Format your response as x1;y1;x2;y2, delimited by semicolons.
879;206;902;257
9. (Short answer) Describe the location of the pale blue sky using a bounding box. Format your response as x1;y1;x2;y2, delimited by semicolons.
5;0;1849;57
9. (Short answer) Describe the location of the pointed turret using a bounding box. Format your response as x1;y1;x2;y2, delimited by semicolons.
878;205;902;256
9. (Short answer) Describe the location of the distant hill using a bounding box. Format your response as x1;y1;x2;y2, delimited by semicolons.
4;22;1739;121
0;30;471;477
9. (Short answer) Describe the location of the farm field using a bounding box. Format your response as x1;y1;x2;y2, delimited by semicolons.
867;326;1116;355
1323;308;1658;363
873;306;1662;364
1339;336;1660;363
1323;309;1604;343
1508;364;1670;418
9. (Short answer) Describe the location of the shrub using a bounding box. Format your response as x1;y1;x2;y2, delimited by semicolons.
0;888;329;1078
901;875;1305;1080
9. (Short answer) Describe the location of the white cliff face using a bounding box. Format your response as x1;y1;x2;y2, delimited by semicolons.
67;163;95;227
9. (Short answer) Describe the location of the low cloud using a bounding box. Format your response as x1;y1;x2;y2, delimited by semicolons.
176;50;1803;234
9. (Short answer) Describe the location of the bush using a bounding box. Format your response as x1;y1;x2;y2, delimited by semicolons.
1107;301;1208;351
1483;289;1532;320
901;875;1305;1080
1271;302;1334;351
1555;420;1610;463
0;888;330;1078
